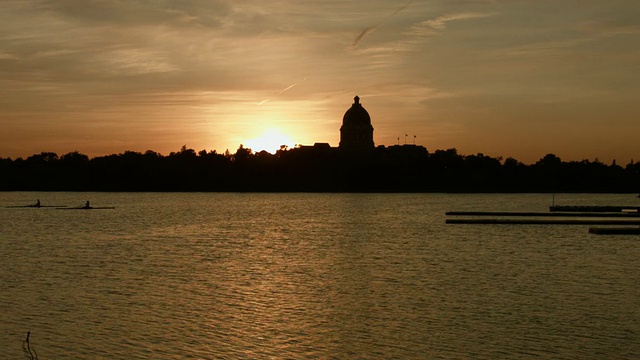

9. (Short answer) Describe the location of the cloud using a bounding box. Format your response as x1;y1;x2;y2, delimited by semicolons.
352;0;414;49
577;19;640;37
1;0;639;162
501;38;590;58
41;0;232;29
0;52;20;60
352;27;377;49
423;12;495;31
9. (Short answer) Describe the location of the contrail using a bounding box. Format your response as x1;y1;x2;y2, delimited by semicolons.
276;82;298;96
256;77;307;105
352;0;414;49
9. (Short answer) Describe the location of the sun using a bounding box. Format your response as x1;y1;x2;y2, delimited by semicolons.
244;128;295;154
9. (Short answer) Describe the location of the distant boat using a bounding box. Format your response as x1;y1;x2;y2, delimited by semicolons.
4;203;65;208
57;206;115;210
57;201;114;210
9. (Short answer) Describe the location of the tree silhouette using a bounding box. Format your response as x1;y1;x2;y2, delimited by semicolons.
1;146;638;192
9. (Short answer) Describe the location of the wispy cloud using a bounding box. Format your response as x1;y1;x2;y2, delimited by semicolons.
352;27;376;49
352;0;414;49
577;19;640;37
502;38;590;58
423;12;495;31
0;52;20;60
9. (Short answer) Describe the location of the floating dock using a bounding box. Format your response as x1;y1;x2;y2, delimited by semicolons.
447;205;640;233
549;205;640;212
446;218;640;225
589;227;640;235
446;211;640;218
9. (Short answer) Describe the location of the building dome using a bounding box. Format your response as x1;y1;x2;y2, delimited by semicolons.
342;96;371;126
339;96;374;150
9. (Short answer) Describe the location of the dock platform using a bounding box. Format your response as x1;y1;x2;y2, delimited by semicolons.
447;205;640;233
446;219;640;225
549;205;640;212
588;227;640;235
446;211;640;218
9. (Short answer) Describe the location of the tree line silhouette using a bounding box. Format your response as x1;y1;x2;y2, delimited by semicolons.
1;145;639;192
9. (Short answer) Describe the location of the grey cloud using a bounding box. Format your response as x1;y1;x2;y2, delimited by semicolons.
40;0;232;29
351;1;414;49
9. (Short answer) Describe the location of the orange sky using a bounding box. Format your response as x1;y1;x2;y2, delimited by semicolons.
1;1;639;164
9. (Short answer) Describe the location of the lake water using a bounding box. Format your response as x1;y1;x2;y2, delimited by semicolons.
1;192;639;359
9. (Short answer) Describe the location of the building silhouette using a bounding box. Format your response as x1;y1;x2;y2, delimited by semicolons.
339;96;374;150
298;95;425;158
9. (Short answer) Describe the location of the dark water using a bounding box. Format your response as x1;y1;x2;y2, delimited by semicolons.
1;193;638;359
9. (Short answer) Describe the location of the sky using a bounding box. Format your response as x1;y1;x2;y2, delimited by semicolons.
1;0;639;164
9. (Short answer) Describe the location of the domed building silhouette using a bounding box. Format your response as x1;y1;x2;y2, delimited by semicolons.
339;96;374;150
295;95;424;156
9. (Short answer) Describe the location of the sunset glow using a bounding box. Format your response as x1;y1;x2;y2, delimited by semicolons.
1;1;639;163
244;128;295;154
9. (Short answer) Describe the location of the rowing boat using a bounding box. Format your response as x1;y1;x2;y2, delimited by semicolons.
4;205;66;208
57;206;115;210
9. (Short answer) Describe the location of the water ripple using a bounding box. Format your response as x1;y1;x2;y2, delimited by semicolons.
1;193;639;358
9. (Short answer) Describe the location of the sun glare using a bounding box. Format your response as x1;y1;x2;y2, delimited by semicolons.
244;128;294;154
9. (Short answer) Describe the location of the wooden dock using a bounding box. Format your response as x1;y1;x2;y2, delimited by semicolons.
589;227;640;235
549;205;640;212
446;211;640;218
446;218;640;225
446;207;640;233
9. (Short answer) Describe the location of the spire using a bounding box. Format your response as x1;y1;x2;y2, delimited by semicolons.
354;95;360;105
